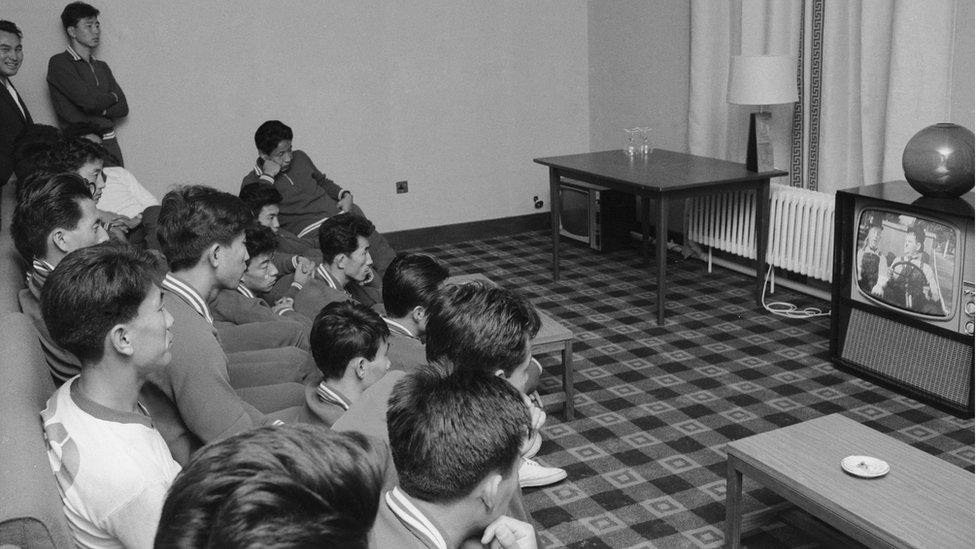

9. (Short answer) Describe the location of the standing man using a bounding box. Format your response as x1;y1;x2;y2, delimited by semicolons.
0;20;32;187
47;2;127;166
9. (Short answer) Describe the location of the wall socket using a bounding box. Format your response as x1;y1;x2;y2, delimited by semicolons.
396;180;409;194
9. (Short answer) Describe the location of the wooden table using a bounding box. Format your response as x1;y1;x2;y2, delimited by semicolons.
448;273;576;420
534;149;786;325
725;413;975;549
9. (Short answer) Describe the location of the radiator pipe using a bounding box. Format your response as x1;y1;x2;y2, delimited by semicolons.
699;251;831;302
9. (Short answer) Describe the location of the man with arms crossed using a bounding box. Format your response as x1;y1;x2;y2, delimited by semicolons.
47;2;127;165
41;242;181;549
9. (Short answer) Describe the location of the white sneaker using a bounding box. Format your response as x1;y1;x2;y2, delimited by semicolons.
522;431;542;459
519;457;567;488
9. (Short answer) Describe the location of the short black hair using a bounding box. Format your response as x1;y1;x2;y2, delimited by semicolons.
907;224;926;249
41;241;159;363
0;20;23;38
318;214;374;265
61;1;99;30
244;223;278;266
10;172;93;261
310;301;390;381
382;253;450;318
34;136;107;174
155;425;383;549
425;281;540;376
62;121;103;140
12;125;63;187
157;185;253;271
239;183;283;216
387;368;529;503
254;120;293;156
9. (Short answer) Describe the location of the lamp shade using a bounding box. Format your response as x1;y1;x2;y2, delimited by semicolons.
727;55;798;106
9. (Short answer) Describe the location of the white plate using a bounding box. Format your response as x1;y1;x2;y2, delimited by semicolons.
841;455;890;478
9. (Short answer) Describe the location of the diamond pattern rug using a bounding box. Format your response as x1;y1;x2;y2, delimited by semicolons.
407;230;974;549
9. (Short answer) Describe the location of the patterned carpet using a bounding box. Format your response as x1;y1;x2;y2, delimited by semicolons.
407;230;975;549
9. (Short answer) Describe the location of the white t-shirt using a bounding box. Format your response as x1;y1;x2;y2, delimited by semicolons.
98;166;160;218
41;377;181;549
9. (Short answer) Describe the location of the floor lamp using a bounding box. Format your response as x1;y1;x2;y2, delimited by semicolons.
727;55;798;172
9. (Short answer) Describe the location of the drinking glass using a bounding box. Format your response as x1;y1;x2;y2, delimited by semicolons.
624;128;640;156
638;127;651;155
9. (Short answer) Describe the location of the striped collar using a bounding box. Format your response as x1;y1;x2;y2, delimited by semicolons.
315;382;351;411
162;273;213;324
385;487;447;549
236;283;256;299
66;45;93;62
316;264;350;295
296;214;329;238
29;258;56;288
383;317;419;340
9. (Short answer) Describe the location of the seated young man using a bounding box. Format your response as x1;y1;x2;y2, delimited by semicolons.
11;172;110;383
297;300;391;428
149;185;313;464
425;281;564;489
240;120;395;273
155;425;384;549
40;242;182;549
334;281;566;489
381;253;450;372
64;121;161;245
208;223;313;330
29;136;140;239
375;368;538;549
240;182;322;271
294;213;378;317
205;223;312;352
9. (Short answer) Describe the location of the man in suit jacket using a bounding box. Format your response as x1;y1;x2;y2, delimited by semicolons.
0;20;32;187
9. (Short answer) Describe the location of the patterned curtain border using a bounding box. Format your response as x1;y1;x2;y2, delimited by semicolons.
789;1;806;189
807;0;824;191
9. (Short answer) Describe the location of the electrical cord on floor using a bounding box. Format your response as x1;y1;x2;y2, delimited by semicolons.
761;265;831;319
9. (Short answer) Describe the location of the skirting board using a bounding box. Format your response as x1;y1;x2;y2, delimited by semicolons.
384;212;549;250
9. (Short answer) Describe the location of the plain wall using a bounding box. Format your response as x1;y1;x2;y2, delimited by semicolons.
586;0;691;154
949;0;975;129
5;1;589;233
587;1;692;230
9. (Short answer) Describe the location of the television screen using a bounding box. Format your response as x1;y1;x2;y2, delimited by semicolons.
854;208;958;318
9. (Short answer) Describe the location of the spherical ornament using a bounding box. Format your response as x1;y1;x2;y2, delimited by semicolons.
902;123;975;198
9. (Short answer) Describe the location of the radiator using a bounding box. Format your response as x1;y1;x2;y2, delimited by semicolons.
684;184;835;282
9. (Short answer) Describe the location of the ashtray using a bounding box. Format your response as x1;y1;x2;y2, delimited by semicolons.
841;455;890;478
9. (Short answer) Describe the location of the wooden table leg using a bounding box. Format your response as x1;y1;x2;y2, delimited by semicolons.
549;169;561;282
754;180;770;305
656;196;667;325
562;339;574;421
641;195;651;266
725;454;743;549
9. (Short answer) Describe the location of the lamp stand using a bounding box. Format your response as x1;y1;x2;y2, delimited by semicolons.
746;111;774;172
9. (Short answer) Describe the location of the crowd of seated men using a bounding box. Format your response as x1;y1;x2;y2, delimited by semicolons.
1;4;569;547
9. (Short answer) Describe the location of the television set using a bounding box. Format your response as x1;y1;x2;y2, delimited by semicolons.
558;178;633;252
831;181;974;416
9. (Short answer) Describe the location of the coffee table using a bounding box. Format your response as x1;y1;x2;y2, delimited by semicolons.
534;149;786;325
724;413;975;549
448;273;576;420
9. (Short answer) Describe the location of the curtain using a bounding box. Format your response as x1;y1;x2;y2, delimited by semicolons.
689;0;958;194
